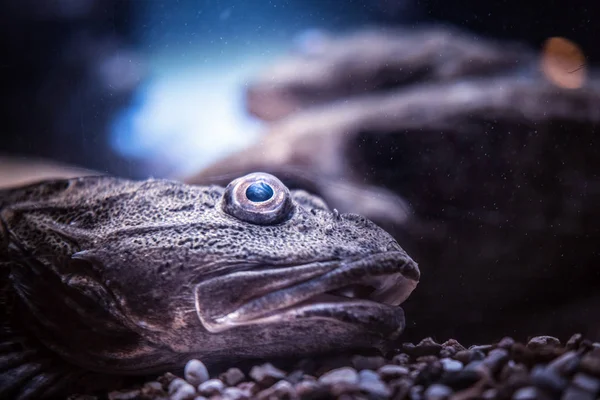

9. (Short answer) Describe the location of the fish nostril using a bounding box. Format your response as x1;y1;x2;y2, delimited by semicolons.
386;240;402;252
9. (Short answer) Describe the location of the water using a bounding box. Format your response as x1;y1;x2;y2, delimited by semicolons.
110;0;409;177
0;0;598;383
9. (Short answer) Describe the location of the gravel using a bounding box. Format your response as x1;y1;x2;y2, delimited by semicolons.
92;334;600;399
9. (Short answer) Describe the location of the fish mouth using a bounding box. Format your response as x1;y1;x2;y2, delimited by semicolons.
195;251;419;339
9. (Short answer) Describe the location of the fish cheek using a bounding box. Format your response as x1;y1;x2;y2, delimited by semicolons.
62;258;117;310
74;250;177;326
73;248;209;345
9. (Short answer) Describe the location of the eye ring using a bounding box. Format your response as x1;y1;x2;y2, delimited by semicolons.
221;172;294;225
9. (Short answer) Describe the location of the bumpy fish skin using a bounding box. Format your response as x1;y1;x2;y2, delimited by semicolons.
0;173;418;399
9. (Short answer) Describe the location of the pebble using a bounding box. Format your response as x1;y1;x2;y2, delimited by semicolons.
249;363;286;387
499;361;528;383
546;350;580;374
424;383;452;400
197;379;225;396
378;364;409;380
409;384;424;400
580;348;600;377
168;378;189;394
284;370;304;384
358;369;391;397
389;377;412;399
415;360;443;386
168;378;196;400
468;344;493;352
452;350;470;365
184;359;209;387
221;387;248;400
530;365;568;394
482;348;509;374
318;367;359;385
294;379;321;397
256;380;297;400
566;333;584;350
571;372;600;393
319;366;360;396
220;367;245;386
237;381;260;397
497;336;516;349
512;386;538;400
463;360;485;373
526;336;561;350
440;357;463;372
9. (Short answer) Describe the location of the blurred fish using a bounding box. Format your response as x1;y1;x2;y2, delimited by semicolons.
0;156;98;188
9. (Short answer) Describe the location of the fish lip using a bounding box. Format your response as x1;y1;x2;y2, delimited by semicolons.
196;251;419;337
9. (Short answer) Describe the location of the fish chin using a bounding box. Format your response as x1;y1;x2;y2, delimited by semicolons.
194;251;419;342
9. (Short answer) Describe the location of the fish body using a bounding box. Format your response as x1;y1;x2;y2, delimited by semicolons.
0;173;419;399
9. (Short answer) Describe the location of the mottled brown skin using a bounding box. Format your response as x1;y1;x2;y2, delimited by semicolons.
0;173;418;399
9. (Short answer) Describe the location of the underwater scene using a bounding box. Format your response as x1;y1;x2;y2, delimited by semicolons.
0;0;599;399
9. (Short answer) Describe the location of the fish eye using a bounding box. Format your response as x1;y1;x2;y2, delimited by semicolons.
222;172;294;225
246;182;274;202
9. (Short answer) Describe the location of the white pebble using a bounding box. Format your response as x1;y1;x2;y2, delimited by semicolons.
358;369;391;397
169;379;196;400
198;379;225;396
425;383;453;400
168;378;187;395
440;357;464;372
221;387;247;400
184;359;210;386
318;367;359;385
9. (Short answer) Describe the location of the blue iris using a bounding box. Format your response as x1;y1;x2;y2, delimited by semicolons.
246;182;274;202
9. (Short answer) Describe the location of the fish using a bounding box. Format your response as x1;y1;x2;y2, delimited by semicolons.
0;172;419;399
245;27;533;121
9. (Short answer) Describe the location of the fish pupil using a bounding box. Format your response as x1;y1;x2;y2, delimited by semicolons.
246;182;274;202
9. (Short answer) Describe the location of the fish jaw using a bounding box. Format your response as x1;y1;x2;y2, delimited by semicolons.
194;251;419;342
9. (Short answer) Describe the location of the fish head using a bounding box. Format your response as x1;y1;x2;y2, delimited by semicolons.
2;172;419;372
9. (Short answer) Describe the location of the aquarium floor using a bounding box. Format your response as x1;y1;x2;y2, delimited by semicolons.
68;334;600;400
